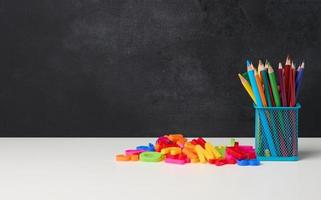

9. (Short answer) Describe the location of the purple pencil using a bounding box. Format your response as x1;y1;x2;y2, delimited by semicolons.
295;62;305;100
278;63;287;107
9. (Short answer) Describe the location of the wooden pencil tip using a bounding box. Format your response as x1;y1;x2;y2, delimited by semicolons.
246;60;251;67
286;55;291;65
238;73;245;81
278;62;282;69
258;60;262;65
268;65;274;73
258;62;264;71
247;65;251;72
250;63;255;71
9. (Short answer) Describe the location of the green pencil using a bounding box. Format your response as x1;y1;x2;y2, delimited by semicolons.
268;65;281;106
268;64;288;156
259;62;273;107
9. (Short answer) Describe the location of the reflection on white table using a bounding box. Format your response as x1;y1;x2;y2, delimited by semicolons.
0;138;320;200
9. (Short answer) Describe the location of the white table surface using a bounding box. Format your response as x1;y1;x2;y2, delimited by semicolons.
0;138;320;200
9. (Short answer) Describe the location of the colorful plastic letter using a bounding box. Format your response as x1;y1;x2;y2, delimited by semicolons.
182;148;198;159
195;144;214;163
140;152;163;162
237;160;249;166
249;159;260;166
125;149;145;155
161;147;181;155
116;154;131;161
130;155;139;161
205;142;222;159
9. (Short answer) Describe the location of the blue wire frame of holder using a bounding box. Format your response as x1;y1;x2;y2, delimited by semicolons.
254;103;301;161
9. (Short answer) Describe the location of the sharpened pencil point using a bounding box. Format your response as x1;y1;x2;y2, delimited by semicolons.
258;61;265;72
278;62;282;69
250;63;256;71
286;56;291;65
246;60;251;67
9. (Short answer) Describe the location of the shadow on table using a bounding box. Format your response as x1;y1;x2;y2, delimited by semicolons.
299;149;321;160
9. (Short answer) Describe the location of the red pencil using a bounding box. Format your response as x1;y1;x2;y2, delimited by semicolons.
284;56;291;106
289;63;296;106
278;63;287;106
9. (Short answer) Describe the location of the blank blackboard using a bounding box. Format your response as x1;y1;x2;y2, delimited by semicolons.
1;0;320;137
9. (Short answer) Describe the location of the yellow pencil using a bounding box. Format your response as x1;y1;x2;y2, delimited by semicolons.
238;73;257;104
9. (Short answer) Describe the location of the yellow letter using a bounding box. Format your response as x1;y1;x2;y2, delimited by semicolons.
205;142;222;159
195;145;214;163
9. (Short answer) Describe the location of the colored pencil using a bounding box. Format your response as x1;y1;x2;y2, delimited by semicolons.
261;62;283;154
265;63;276;106
284;57;291;105
257;60;264;84
278;63;287;107
290;63;298;154
268;65;281;107
247;63;262;107
254;66;267;107
259;62;273;107
276;62;289;156
238;73;256;104
268;64;289;156
289;63;296;107
295;62;304;100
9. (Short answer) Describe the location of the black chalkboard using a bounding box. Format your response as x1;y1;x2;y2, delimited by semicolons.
0;0;320;137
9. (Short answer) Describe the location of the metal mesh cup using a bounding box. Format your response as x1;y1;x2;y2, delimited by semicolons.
254;103;301;161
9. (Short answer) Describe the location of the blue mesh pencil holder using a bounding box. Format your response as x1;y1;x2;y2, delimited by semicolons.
254;103;301;161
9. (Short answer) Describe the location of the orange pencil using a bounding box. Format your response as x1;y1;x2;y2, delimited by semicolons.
252;64;267;107
257;60;264;84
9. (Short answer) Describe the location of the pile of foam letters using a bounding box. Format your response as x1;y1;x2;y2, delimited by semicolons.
116;134;260;166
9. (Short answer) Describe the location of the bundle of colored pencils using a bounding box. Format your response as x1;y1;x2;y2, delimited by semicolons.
238;56;304;107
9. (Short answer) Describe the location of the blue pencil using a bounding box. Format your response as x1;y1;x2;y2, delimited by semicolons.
296;62;305;100
247;61;277;156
